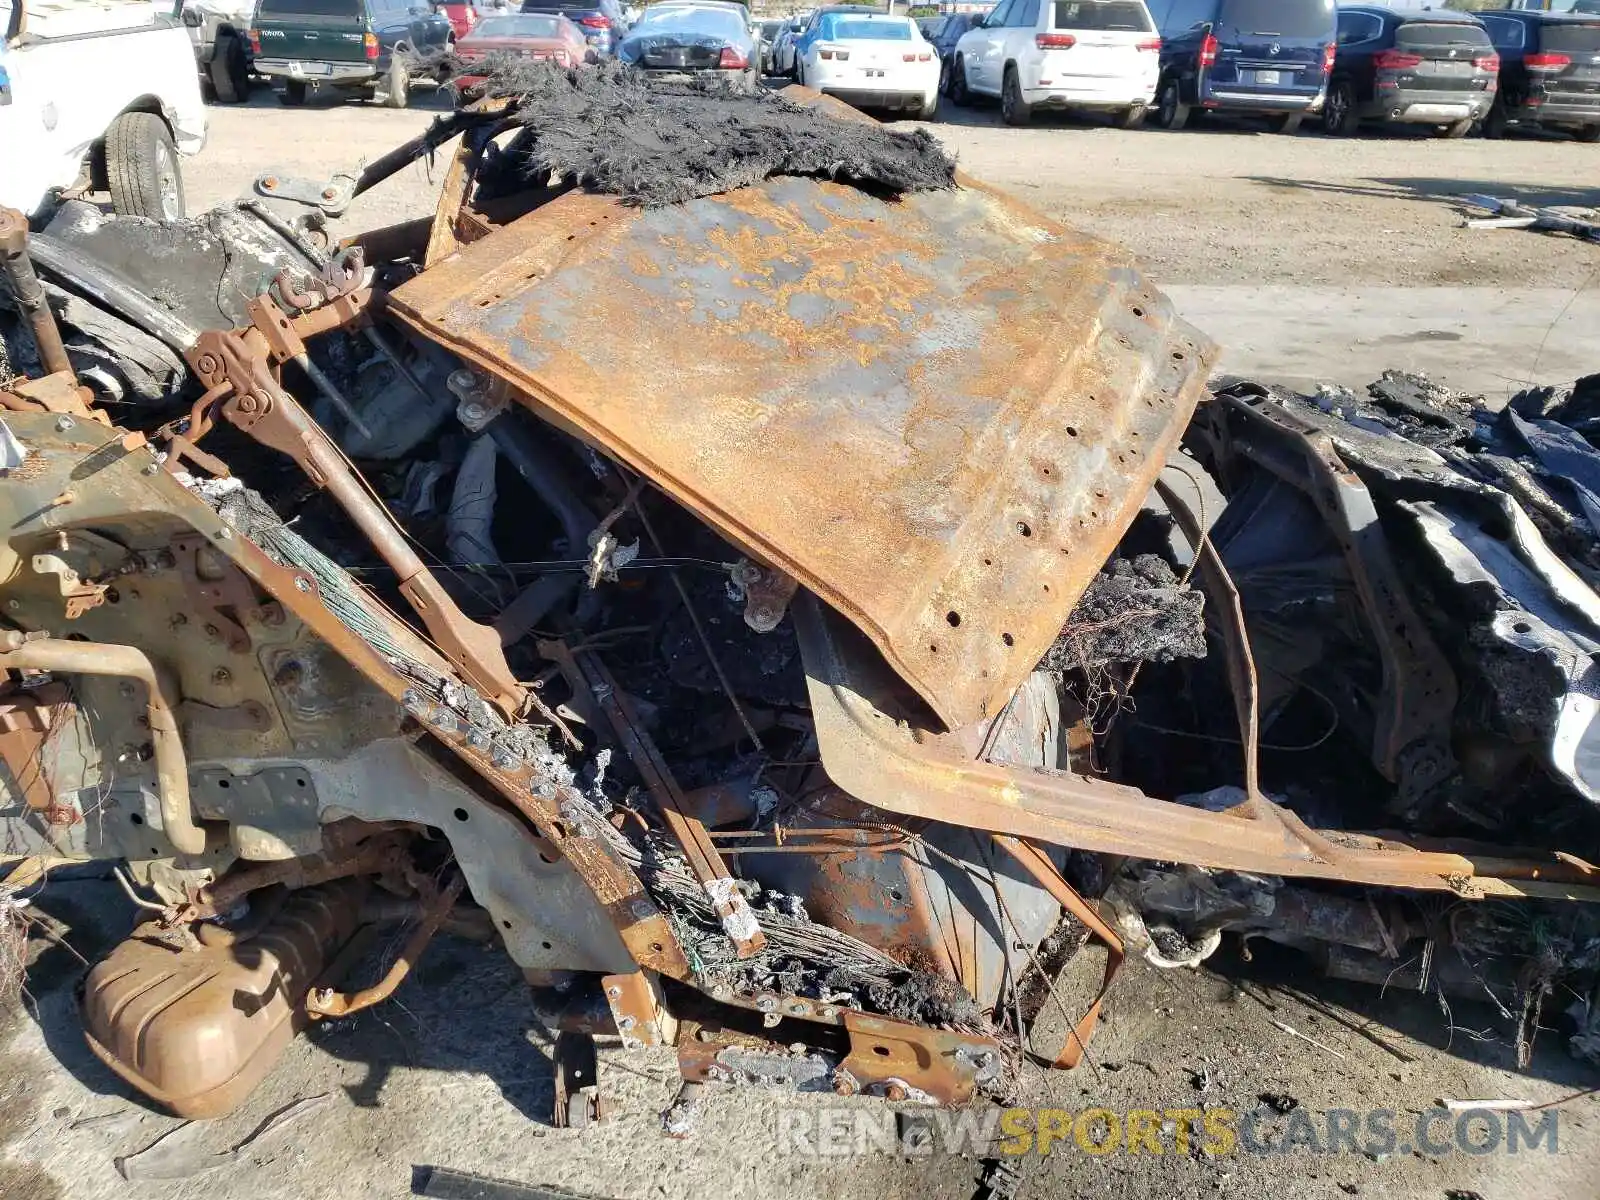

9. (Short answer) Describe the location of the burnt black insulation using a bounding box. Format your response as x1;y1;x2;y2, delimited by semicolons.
470;61;956;207
1044;555;1207;671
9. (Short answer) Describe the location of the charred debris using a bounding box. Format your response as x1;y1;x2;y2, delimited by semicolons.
1;72;1599;1122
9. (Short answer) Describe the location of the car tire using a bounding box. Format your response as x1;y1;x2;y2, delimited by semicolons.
1117;103;1147;130
1578;125;1600;143
280;78;308;105
1322;79;1355;136
382;52;411;108
1440;117;1472;140
938;56;951;96
1155;77;1189;130
209;34;251;103
1481;97;1508;139
105;111;185;220
1267;112;1302;135
949;55;969;106
1001;65;1030;126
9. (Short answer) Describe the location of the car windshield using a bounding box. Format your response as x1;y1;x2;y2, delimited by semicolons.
522;1;597;11
1543;22;1600;52
1218;0;1332;40
1397;21;1491;49
1051;1;1152;33
761;19;782;35
474;13;563;34
632;5;743;34
822;14;913;39
259;0;360;14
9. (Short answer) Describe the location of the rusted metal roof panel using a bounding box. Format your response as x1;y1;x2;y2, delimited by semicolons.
389;177;1214;728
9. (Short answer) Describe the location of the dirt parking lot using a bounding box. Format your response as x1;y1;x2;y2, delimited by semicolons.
5;84;1600;1200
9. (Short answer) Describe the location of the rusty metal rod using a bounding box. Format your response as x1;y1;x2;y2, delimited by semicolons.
0;633;204;855
305;871;464;1018
0;207;74;379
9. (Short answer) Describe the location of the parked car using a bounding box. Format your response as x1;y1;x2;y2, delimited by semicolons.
454;10;588;91
1479;10;1600;142
251;0;455;107
1323;7;1497;139
949;0;1160;127
1;0;206;219
757;17;783;69
518;0;628;56
794;9;939;118
925;10;985;93
179;0;256;103
616;2;755;78
1147;0;1336;133
772;12;808;75
434;0;482;38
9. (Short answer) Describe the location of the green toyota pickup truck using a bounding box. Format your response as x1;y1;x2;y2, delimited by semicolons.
249;0;454;107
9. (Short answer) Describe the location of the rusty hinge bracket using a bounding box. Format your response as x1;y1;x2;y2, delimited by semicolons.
184;326;526;718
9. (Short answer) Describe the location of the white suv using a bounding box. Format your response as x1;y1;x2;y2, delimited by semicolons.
950;0;1160;127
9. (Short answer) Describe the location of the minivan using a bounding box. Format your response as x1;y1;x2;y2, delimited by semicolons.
1146;0;1336;132
1479;10;1600;142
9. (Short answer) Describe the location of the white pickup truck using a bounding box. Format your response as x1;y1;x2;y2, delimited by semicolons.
0;0;208;220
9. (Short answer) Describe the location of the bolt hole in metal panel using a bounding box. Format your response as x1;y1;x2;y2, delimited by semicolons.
388;176;1214;728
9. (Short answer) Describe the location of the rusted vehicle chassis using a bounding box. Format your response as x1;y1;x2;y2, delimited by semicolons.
0;108;1593;1118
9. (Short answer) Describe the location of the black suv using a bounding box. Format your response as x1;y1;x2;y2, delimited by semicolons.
1323;7;1498;139
1479;11;1600;142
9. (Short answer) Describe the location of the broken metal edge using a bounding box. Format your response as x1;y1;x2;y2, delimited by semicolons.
793;592;1600;901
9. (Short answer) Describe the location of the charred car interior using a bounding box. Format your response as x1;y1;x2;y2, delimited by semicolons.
1;67;1598;1124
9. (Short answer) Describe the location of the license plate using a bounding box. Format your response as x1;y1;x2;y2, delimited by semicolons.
304;62;331;76
1254;69;1280;85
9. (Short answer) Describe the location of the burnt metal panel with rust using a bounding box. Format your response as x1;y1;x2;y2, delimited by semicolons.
388;177;1214;729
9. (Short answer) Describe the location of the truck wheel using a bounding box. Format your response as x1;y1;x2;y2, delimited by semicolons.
209;35;251;104
1481;97;1507;139
1440;118;1472;140
382;53;411;108
1267;112;1302;135
105;111;186;220
1117;104;1147;130
1577;125;1600;143
280;79;308;105
1001;65;1030;126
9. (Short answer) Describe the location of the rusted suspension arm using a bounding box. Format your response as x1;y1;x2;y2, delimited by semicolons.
306;871;465;1019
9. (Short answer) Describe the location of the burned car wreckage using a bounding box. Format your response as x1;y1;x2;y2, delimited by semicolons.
1;68;1599;1121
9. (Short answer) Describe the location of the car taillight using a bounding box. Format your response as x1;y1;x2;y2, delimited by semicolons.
248;27;261;53
1199;32;1217;67
579;14;609;27
1321;42;1335;73
1473;52;1500;72
902;50;932;61
818;44;848;59
719;45;747;68
364;31;379;58
1136;37;1160;53
1525;51;1571;72
1035;32;1075;49
1373;49;1422;71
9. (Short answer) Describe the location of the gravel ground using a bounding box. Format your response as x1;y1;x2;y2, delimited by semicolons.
4;82;1599;1200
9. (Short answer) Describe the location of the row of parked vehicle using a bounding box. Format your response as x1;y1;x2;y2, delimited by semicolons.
765;0;1600;141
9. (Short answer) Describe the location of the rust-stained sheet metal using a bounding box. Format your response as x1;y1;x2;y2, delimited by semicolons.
386;177;1214;729
793;595;1600;901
